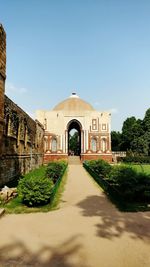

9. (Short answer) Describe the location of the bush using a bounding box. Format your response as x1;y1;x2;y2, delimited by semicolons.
134;172;150;200
108;166;137;197
18;175;54;206
108;166;137;184
45;160;67;183
84;159;150;204
122;156;150;164
108;165;150;201
85;159;112;178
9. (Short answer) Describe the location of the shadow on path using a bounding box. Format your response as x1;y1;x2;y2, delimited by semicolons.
0;235;90;267
77;194;150;240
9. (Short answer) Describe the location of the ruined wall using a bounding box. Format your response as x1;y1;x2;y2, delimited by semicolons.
0;24;6;154
0;96;44;186
0;24;44;187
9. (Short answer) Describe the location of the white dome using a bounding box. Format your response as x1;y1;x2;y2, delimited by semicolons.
53;93;94;111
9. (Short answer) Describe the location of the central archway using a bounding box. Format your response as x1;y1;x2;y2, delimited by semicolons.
67;119;82;156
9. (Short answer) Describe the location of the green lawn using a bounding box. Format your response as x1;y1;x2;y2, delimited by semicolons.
125;164;150;174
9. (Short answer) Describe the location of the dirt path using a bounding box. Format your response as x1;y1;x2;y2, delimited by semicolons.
0;164;150;267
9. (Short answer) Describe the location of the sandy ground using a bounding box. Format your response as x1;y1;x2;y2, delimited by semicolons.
0;164;150;267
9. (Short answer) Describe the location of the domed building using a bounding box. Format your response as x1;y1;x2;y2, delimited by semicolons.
53;93;94;112
36;93;112;162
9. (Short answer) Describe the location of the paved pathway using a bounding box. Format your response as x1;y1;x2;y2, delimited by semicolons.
0;164;150;267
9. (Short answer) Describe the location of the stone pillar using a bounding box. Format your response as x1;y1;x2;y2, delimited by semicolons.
81;130;84;153
65;130;68;154
86;130;89;151
0;24;6;154
60;134;63;150
83;130;86;153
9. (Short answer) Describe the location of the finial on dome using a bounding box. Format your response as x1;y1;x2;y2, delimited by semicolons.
70;92;79;98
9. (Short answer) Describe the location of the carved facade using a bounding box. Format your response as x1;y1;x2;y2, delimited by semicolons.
0;24;44;187
36;93;112;163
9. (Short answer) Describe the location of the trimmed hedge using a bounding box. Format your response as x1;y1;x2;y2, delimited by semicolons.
84;159;112;178
45;160;67;184
83;159;150;202
108;165;150;201
49;160;68;203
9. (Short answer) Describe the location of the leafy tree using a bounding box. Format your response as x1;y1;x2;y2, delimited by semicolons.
111;131;122;151
69;131;80;155
111;108;150;154
130;109;150;155
142;109;150;155
143;108;150;131
132;119;144;137
131;135;149;155
130;119;146;154
121;116;137;150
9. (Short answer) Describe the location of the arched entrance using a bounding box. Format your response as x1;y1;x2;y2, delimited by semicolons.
39;93;112;163
67;119;82;156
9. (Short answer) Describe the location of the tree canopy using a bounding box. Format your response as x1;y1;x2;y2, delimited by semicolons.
111;108;150;155
69;131;80;155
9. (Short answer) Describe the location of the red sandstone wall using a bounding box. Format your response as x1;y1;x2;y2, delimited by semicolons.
44;154;68;163
81;154;112;163
43;153;112;164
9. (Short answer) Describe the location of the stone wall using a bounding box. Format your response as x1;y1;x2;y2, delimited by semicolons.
0;24;6;154
0;96;44;186
0;24;44;187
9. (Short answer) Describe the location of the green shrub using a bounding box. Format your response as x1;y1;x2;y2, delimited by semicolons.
108;166;137;197
122;156;150;164
85;159;112;178
134;172;150;199
18;175;54;206
84;159;150;204
45;160;67;183
108;165;150;201
108;166;137;184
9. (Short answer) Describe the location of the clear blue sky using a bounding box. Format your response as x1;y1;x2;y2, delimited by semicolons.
1;0;150;131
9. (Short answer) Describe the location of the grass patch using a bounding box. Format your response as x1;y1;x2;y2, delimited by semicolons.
128;164;150;175
120;163;150;175
22;165;47;179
